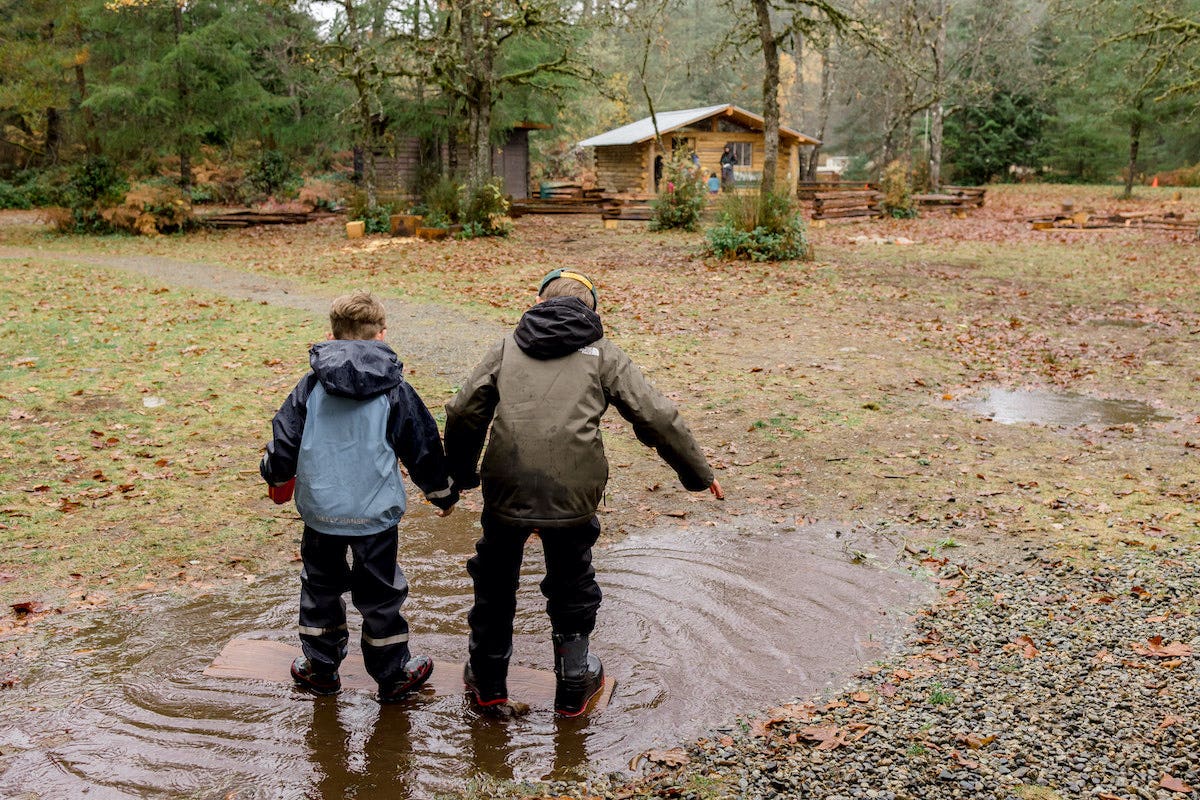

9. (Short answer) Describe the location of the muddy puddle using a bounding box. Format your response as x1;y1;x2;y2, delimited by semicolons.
965;388;1170;428
0;513;928;799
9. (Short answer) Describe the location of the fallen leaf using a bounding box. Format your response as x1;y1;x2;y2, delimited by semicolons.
851;691;871;703
797;724;853;751
1160;773;1194;793
1131;637;1193;659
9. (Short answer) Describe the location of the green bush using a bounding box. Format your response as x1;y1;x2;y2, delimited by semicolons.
55;157;130;233
423;177;462;225
459;178;511;237
68;157;128;208
0;181;32;209
880;160;917;218
705;190;811;262
649;154;707;231
248;150;299;199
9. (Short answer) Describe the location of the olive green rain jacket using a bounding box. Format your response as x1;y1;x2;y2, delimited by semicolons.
445;296;714;528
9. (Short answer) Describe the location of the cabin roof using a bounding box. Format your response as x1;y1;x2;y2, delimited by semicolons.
578;104;820;147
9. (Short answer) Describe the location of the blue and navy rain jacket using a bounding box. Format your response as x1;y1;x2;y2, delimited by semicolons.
261;339;456;535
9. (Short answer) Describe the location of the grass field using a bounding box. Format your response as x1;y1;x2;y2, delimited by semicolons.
1;183;1197;629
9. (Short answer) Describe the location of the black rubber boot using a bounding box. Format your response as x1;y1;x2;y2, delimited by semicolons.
378;654;434;703
463;661;509;708
553;633;604;717
291;656;341;696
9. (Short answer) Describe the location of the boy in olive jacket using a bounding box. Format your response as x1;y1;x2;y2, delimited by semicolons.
445;270;723;716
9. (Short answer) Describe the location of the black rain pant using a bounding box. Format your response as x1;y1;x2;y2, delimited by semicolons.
298;524;411;686
466;513;603;678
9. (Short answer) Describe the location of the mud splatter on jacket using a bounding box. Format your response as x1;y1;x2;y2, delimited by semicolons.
445;297;713;528
261;339;456;535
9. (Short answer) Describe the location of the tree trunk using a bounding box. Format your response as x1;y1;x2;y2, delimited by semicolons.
343;0;377;209
43;107;62;165
805;45;833;182
928;0;947;191
791;26;810;182
459;0;495;189
752;0;780;195
173;3;192;189
73;23;100;156
1123;106;1142;200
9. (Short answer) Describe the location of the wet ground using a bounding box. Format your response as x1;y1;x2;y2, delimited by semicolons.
0;512;928;799
964;387;1171;428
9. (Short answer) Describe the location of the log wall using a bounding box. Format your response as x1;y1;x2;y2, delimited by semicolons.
594;144;652;194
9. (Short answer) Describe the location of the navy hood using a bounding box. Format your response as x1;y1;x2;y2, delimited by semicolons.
309;339;404;399
513;296;604;360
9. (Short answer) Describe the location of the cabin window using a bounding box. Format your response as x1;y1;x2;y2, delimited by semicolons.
726;142;752;168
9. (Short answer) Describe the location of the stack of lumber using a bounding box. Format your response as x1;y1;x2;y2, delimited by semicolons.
915;185;986;210
798;181;876;200
538;181;584;200
201;209;315;228
1028;209;1198;232
509;197;617;217
601;201;652;221
812;189;884;220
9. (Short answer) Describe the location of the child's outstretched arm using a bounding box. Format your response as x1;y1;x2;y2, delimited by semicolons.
444;342;502;491
388;382;459;516
260;375;316;487
601;346;721;497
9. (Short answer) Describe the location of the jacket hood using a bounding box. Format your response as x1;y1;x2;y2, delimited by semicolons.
513;296;604;360
309;339;404;399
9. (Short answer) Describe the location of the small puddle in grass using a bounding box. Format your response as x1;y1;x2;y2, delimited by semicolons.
0;513;929;799
966;388;1170;427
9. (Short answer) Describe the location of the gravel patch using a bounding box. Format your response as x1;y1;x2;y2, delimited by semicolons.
530;544;1198;800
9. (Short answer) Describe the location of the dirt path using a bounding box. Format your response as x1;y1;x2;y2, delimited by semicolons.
0;245;501;383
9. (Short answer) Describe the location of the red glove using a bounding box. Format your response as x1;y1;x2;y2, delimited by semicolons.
267;477;295;504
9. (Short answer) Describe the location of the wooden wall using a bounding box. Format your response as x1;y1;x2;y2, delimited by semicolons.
594;143;652;195
674;132;799;191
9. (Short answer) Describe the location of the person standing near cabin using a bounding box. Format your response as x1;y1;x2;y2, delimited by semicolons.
445;270;724;717
260;292;458;701
720;145;737;190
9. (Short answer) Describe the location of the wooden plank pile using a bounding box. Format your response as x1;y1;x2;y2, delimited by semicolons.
798;181;876;200
1028;208;1198;232
601;202;653;221
914;185;986;211
201;209;316;228
509;197;617;217
811;189;884;220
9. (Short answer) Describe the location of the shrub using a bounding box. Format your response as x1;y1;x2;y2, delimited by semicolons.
0;181;32;209
650;153;707;231
423;177;462;225
51;157;131;233
459;178;511;237
705;190;811;262
68;157;128;209
100;183;194;235
248;150;299;199
880;159;917;218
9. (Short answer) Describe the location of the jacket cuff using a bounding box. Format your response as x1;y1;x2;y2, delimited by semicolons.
428;489;459;511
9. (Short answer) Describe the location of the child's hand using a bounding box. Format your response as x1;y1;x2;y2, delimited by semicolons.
709;479;724;500
435;504;455;518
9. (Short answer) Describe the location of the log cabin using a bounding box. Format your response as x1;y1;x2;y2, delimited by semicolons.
578;104;820;196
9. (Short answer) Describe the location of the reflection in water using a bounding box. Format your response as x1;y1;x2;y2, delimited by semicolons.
966;388;1171;427
0;514;928;798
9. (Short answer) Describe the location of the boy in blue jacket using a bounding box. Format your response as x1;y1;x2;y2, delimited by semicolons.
261;292;457;701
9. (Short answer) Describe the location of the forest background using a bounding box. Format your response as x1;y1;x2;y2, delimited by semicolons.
2;0;1199;217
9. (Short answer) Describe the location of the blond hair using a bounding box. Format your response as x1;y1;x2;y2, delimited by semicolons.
540;274;597;310
329;292;386;340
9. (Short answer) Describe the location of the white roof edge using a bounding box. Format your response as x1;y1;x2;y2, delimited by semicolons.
579;104;820;147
